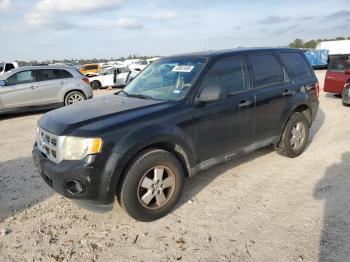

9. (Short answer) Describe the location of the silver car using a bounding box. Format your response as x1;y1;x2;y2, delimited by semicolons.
0;66;93;113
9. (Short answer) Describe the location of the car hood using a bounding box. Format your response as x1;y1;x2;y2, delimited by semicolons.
39;94;173;136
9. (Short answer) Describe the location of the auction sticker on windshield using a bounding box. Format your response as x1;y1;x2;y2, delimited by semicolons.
172;65;194;73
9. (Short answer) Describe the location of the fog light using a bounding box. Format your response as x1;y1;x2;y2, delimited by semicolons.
65;180;85;195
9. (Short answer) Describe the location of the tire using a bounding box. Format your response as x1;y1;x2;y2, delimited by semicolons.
274;112;310;158
64;91;86;106
91;80;102;90
118;149;184;222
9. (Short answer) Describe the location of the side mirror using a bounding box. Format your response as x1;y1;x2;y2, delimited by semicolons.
0;80;6;87
196;85;222;103
345;69;350;75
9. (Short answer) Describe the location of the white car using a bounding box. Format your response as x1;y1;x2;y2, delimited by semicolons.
127;60;149;72
0;62;19;75
87;66;138;89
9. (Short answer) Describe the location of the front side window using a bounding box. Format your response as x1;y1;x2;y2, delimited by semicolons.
38;69;61;81
122;57;206;101
251;54;284;88
200;57;247;96
6;70;35;85
329;57;350;73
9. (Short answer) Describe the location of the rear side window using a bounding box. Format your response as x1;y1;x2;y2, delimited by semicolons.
60;69;73;79
38;69;62;81
250;54;284;88
279;52;313;79
6;70;35;85
329;58;350;73
201;57;247;95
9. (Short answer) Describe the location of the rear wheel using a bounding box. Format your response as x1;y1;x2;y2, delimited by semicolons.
118;149;184;222
91;80;102;90
64;91;86;106
275;112;309;158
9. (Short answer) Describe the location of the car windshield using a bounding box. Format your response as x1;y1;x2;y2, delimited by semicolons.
0;70;13;80
122;57;206;101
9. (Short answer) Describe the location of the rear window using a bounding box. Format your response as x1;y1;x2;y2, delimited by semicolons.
250;54;284;88
83;65;98;70
279;52;313;79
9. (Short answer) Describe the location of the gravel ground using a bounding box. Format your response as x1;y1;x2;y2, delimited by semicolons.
1;71;350;262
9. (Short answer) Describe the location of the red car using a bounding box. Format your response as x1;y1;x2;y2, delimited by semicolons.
324;57;350;93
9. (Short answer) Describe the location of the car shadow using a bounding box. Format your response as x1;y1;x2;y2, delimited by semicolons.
174;146;274;211
0;157;53;221
314;152;350;261
309;107;325;144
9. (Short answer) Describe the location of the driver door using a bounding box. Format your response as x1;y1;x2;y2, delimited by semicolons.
0;70;41;110
102;68;115;87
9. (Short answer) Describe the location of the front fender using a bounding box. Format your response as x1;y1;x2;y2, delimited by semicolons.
112;124;197;170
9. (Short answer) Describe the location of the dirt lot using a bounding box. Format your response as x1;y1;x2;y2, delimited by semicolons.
1;70;349;262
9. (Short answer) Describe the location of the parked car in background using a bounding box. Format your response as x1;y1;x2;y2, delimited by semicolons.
0;62;19;75
342;81;350;106
0;66;93;114
80;63;102;75
128;60;149;72
33;48;319;221
324;56;350;97
87;66;139;89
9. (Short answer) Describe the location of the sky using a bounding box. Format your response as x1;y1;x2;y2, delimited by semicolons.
0;0;349;61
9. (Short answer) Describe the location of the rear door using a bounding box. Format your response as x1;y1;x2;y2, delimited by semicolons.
249;53;292;142
36;69;66;104
0;70;40;109
324;58;350;93
193;57;255;162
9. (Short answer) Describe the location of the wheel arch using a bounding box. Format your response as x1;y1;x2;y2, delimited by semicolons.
63;89;86;103
276;103;313;144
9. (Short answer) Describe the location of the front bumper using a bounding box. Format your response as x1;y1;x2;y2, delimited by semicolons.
32;146;127;212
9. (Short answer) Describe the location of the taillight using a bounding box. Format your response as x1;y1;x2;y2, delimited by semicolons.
82;77;90;85
314;81;320;99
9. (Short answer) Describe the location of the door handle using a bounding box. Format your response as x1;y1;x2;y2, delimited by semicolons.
282;90;295;96
30;85;35;89
238;100;252;108
327;76;335;79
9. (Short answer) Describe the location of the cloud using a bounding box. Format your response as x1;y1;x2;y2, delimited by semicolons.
326;10;350;19
259;15;290;24
24;0;126;30
0;0;10;10
32;0;124;14
114;17;142;29
152;10;177;19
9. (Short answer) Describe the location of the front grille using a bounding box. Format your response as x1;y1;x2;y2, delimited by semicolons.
37;127;62;163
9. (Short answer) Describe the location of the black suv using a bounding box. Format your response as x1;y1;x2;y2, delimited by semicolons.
33;48;319;221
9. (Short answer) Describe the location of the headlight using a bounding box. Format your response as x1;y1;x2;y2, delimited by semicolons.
62;136;103;160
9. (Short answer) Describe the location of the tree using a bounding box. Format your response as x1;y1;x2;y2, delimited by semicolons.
303;40;317;49
336;37;346;40
289;38;304;48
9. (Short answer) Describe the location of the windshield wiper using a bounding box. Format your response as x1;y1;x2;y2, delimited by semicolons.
126;93;154;100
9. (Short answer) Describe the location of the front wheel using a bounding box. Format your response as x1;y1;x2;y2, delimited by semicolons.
64;91;86;106
118;149;184;222
275;112;310;158
91;80;102;90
